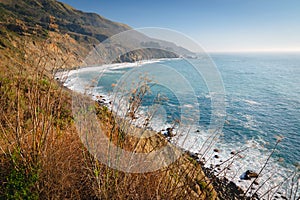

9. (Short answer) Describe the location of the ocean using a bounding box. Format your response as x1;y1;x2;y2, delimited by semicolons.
59;53;300;197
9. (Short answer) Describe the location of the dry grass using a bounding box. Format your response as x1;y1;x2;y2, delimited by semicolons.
0;33;218;199
84;104;217;199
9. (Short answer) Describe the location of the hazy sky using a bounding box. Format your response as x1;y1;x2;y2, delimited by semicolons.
59;0;300;52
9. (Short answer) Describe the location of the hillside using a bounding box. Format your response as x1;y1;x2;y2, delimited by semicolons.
0;0;221;199
0;0;130;42
0;0;193;65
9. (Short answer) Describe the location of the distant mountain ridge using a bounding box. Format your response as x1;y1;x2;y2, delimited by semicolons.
0;0;193;65
0;0;130;41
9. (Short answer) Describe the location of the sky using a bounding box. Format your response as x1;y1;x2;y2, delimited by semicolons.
59;0;300;52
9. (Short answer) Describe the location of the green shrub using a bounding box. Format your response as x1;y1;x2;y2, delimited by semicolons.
4;152;39;200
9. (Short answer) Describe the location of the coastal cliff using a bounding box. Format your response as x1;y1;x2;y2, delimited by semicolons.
0;0;186;65
0;0;220;199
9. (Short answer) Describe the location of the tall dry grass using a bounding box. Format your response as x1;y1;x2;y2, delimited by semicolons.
0;34;217;199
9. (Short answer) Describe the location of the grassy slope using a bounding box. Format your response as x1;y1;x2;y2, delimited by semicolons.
0;32;217;199
0;0;218;199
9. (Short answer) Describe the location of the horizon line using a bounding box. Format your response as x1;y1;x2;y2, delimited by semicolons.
203;49;300;54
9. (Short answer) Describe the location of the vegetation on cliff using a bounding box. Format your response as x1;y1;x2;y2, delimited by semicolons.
1;1;299;199
0;0;184;64
0;0;219;199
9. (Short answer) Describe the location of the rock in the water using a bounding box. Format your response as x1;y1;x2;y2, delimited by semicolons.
246;170;258;178
166;127;174;137
213;148;220;152
253;180;259;185
240;170;259;180
187;151;198;160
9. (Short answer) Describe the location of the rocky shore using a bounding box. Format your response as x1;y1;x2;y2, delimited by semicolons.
181;149;259;200
93;95;260;199
202;165;259;200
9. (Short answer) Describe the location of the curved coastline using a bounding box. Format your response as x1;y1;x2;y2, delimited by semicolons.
55;59;262;199
59;56;300;199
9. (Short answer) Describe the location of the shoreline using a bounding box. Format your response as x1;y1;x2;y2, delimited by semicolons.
93;95;253;199
78;91;260;199
56;58;294;199
54;57;182;78
100;96;260;199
